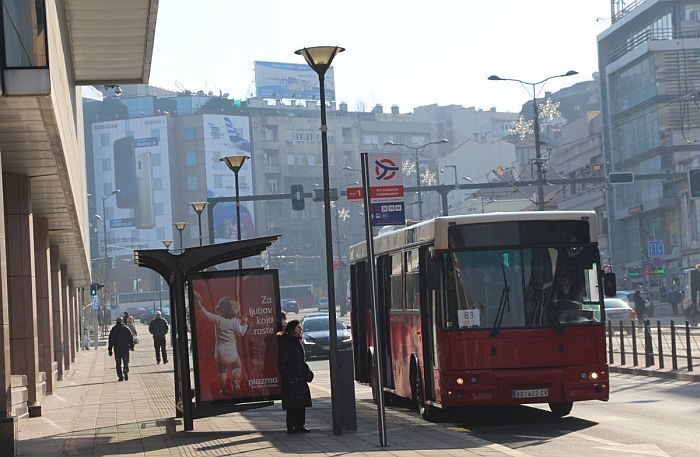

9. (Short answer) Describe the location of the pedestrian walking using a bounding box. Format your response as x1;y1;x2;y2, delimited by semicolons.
82;330;91;350
148;310;169;364
126;315;138;344
108;317;134;381
633;284;646;325
278;320;313;434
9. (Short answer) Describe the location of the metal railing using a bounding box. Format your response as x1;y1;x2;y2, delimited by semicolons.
608;26;700;63
606;319;700;372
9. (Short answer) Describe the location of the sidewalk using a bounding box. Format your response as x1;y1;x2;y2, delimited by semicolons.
17;333;522;457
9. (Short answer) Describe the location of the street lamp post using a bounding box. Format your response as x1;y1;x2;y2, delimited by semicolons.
295;45;345;435
487;70;577;210
384;139;448;220
190;202;208;246
220;155;248;269
99;189;119;327
160;240;172;312
174;222;188;253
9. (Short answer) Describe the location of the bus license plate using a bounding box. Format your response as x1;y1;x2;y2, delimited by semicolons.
512;388;549;399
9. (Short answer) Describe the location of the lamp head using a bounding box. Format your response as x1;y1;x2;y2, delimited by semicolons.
220;155;248;173
437;139;449;144
161;239;173;249
174;222;188;232
295;46;345;76
564;70;578;77
190;201;208;214
487;75;502;81
384;141;397;146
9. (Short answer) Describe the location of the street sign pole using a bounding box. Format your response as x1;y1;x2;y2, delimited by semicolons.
361;153;388;446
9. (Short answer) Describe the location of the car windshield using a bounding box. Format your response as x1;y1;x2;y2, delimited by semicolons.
443;245;603;331
302;318;345;333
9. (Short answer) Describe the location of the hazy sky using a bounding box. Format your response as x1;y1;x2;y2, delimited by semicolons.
150;0;612;114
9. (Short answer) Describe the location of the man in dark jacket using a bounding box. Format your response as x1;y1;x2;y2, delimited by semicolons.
278;320;312;434
108;317;134;381
148;310;169;364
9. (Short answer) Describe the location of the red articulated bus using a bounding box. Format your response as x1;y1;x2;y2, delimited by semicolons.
349;211;615;420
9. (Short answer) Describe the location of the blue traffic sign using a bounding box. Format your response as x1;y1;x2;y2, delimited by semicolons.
91;296;100;310
648;240;664;257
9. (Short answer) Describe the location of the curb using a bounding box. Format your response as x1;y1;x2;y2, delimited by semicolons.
609;365;700;382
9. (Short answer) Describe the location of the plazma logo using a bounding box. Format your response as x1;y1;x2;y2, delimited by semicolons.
374;159;398;180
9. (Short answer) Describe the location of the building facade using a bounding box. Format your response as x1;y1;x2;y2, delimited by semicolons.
598;0;700;292
0;1;157;454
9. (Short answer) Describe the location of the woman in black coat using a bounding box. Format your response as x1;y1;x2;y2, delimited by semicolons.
278;320;312;434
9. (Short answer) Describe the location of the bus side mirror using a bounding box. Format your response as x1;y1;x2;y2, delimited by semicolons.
603;271;616;297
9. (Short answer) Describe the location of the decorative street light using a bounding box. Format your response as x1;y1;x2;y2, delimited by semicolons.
487;70;577;210
295;45;345;435
220;155;248;269
174;222;188;253
384;139;448;220
190;201;208;246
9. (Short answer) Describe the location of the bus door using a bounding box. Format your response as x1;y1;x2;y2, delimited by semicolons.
350;261;370;383
377;254;395;388
419;246;437;401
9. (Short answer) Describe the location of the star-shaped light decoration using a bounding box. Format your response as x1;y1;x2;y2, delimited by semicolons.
337;207;350;222
402;160;416;176
509;115;534;141
421;169;436;186
538;97;561;122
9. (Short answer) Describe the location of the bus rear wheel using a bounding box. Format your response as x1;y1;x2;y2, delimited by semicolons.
413;373;439;421
549;402;573;417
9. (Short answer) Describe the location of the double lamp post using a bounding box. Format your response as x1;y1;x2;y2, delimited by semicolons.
487;70;577;210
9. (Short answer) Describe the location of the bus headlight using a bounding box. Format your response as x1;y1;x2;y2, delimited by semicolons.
456;377;464;385
589;371;599;380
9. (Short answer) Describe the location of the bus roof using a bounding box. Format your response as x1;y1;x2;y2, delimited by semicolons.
349;211;597;263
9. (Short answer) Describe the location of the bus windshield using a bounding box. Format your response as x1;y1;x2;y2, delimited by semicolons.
443;245;602;331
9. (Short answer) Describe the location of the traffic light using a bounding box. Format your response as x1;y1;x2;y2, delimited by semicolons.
291;184;305;211
688;168;700;198
90;282;104;296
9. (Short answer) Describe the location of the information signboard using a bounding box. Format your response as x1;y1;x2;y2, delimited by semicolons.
368;153;405;226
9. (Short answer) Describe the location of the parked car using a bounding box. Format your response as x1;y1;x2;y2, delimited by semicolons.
281;299;299;314
300;314;352;358
124;306;148;319
604;298;637;332
140;308;171;325
317;297;329;312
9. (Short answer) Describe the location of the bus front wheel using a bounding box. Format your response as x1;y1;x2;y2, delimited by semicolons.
549;402;573;417
413;373;439;421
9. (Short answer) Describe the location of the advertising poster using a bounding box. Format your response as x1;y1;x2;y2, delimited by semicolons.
190;269;281;407
91;116;172;256
254;60;337;100
202;114;256;243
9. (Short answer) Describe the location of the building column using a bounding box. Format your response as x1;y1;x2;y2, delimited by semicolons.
68;283;75;362
0;160;18;456
61;266;70;372
50;246;63;380
3;174;41;417
34;218;54;394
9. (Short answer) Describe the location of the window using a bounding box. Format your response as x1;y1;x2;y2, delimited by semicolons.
307;154;316;166
153;177;163;192
2;0;47;67
151;153;161;167
342;128;353;144
184;128;196;140
405;249;419;310
363;134;379;146
155;202;164;217
100;133;110;147
101;158;112;171
287;154;296;166
186;151;197;166
264;126;278;141
390;253;403;310
187;176;198;190
268;178;278;193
